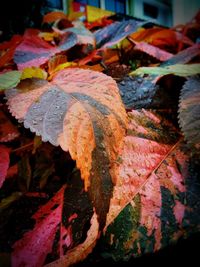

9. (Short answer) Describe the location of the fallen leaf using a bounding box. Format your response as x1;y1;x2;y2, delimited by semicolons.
130;63;200;77
12;187;65;267
0;145;10;188
21;67;48;80
0;71;22;90
178;76;200;151
6;68;128;230
43;11;68;24
95;20;145;48
14;30;78;69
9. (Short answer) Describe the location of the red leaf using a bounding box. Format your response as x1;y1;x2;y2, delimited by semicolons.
14;30;78;69
0;145;10;188
12;186;65;267
130;39;173;61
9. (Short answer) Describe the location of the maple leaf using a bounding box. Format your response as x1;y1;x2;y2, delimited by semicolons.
5;68;128;230
178;76;200;152
0;145;10;188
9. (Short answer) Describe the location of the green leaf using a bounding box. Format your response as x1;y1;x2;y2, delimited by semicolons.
0;192;22;212
130;64;200;77
0;71;22;90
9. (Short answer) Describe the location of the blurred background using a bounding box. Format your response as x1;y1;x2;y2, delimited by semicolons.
0;0;200;41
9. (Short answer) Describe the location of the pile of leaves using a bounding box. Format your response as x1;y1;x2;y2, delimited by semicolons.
0;9;200;267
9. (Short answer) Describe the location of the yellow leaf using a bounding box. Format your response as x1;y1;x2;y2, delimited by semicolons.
39;32;59;42
21;67;47;80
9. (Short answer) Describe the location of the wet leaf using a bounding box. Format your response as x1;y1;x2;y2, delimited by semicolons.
0;110;20;142
130;63;200;77
0;145;10;188
96;109;200;260
12;187;65;267
118;76;158;109
95;20;145;48
178;76;200;152
6;68;128;229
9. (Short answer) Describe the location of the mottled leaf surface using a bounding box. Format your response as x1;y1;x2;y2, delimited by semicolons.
0;71;22;90
95;20;145;48
97;109;200;260
6;68;128;229
0;145;10;188
178;76;200;152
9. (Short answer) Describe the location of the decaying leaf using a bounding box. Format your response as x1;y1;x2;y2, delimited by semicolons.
6;68;128;229
178;76;200;152
0;110;19;142
0;145;10;188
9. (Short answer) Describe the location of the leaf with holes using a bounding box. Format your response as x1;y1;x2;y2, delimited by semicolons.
95;109;200;261
0;145;10;188
6;68;128;230
178;76;200;153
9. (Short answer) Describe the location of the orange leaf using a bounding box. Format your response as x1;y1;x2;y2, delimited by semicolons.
6;68;128;230
43;11;68;24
